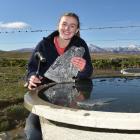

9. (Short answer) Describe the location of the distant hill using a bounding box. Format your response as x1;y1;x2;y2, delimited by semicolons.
88;44;107;53
1;44;140;54
11;48;35;52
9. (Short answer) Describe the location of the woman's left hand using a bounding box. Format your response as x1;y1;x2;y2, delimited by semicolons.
71;57;86;72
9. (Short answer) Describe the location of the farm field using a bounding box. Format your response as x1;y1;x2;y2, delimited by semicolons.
0;51;140;133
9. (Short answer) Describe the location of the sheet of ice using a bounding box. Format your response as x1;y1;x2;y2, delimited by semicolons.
77;98;117;110
44;46;85;83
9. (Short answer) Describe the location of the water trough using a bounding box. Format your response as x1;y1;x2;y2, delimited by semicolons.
24;78;140;140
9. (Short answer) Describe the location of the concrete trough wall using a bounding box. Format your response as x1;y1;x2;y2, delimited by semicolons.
24;84;140;140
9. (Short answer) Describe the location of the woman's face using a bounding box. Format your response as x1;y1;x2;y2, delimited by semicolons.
58;16;79;40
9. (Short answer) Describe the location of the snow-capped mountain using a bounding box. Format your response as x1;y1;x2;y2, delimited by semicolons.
88;44;140;54
88;44;107;53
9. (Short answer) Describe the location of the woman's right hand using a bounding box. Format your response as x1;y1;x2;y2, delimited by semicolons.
28;75;42;90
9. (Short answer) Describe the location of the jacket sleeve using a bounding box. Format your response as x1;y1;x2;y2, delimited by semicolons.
77;42;93;79
26;41;43;80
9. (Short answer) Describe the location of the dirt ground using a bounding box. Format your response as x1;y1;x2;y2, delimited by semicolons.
0;127;26;140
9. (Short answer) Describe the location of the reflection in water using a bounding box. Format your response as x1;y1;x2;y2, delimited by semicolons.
39;78;140;113
77;98;117;110
39;79;93;109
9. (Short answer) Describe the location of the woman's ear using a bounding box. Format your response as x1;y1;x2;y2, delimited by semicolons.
75;29;79;34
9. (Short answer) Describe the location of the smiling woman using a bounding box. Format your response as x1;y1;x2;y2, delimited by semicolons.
24;12;93;140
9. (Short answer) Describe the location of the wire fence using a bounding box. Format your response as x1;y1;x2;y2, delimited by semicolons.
1;25;140;48
1;25;140;34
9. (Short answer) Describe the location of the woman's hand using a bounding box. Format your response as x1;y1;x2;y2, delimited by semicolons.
28;75;43;90
71;57;86;72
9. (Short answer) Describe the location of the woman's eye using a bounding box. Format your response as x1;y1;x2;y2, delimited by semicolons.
71;25;75;28
62;23;67;26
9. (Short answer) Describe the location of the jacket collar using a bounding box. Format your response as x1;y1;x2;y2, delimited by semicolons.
43;30;80;50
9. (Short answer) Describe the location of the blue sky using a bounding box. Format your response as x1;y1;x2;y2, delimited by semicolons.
0;0;140;51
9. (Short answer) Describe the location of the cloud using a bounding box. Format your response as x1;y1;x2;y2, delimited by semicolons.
0;21;30;29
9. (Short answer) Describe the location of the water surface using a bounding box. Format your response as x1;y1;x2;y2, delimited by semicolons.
39;78;140;113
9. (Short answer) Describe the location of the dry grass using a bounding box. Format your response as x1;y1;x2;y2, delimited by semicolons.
0;51;31;59
91;53;140;60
